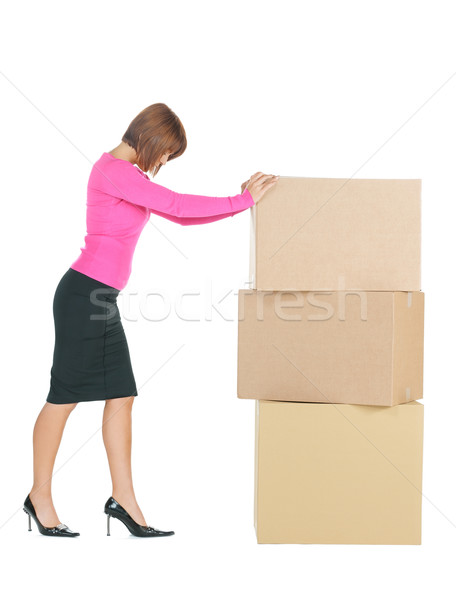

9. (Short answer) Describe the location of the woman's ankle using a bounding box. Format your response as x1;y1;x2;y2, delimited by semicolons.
111;489;137;504
29;486;52;501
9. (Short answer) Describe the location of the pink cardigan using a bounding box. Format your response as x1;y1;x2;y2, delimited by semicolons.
70;152;255;290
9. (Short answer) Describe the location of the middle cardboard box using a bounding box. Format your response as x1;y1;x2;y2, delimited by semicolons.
237;288;424;407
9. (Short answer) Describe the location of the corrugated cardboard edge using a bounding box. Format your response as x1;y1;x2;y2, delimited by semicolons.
237;291;241;398
414;400;425;545
418;179;422;290
392;292;425;405
418;400;424;545
248;205;256;289
254;399;259;535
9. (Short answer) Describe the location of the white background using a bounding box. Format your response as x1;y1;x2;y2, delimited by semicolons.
1;0;454;597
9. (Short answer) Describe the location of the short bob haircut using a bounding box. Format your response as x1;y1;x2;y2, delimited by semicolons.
121;103;187;177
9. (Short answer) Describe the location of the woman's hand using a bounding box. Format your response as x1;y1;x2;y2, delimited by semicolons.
241;172;279;204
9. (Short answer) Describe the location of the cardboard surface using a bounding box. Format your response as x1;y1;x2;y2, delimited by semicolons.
254;399;424;544
238;289;424;406
249;176;421;291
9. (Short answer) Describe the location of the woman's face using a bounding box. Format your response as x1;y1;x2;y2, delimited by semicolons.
151;151;172;178
157;151;172;168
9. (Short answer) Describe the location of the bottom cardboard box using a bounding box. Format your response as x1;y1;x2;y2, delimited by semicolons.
254;399;424;544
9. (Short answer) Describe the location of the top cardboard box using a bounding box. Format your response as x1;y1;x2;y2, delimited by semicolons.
248;176;421;291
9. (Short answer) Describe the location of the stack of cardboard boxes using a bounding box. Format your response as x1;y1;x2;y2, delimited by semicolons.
237;176;425;544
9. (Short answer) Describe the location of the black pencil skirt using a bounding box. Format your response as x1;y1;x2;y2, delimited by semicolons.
46;268;138;405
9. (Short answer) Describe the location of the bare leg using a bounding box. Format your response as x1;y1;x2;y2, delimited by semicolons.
102;396;147;526
28;401;78;527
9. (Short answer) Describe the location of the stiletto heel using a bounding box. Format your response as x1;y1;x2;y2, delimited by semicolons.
25;509;31;531
104;496;174;538
23;494;80;537
106;513;111;536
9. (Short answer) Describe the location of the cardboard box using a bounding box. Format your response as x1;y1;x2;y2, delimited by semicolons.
254;399;424;544
249;176;421;291
238;289;424;406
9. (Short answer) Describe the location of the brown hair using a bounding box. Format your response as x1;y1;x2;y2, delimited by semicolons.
121;103;187;177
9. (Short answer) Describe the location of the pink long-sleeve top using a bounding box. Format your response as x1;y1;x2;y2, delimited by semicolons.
70;152;255;290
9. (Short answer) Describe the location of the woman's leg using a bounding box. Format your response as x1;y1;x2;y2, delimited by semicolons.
102;396;147;526
28;401;78;527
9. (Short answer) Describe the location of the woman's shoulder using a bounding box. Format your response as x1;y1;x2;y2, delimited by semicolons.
133;165;150;181
87;153;152;198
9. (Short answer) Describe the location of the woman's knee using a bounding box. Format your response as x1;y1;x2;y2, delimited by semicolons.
104;395;135;410
46;401;78;413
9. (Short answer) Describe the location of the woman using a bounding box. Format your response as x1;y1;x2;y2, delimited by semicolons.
23;102;279;538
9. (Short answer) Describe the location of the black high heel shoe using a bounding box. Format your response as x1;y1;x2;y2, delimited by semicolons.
23;494;80;537
104;496;174;538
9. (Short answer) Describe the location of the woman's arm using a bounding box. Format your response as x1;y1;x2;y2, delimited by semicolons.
148;206;250;226
98;160;255;218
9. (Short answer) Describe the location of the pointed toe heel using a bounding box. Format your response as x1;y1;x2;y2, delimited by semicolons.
104;496;174;538
23;494;80;537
